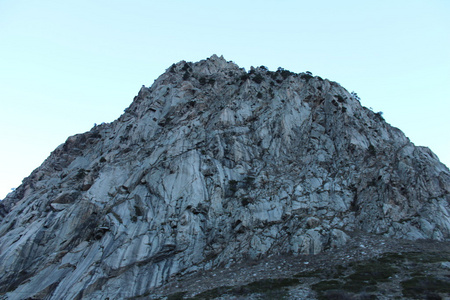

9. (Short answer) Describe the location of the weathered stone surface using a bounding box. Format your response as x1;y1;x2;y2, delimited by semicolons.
0;55;449;299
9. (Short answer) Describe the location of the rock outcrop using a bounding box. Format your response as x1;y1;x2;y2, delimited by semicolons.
0;55;449;299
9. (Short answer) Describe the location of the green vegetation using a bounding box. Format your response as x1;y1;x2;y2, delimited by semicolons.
161;251;450;300
300;73;313;81
241;197;253;206
167;291;188;300
181;63;191;72
269;71;279;80
184;278;299;300
76;169;87;180
199;77;215;85
336;95;345;103
309;251;450;299
181;63;192;80
343;260;396;292
240;74;249;81
186;286;233;300
252;73;264;84
375;111;384;121
312;279;341;292
401;276;450;299
294;269;326;278
276;67;294;79
379;251;450;264
243;176;255;186
351;91;360;101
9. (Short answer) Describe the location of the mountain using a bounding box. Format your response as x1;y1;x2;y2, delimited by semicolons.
0;55;449;299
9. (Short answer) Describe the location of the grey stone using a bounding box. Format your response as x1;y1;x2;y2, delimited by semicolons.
441;262;450;269
0;55;449;299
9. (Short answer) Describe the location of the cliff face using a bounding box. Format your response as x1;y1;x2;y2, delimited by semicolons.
0;55;449;299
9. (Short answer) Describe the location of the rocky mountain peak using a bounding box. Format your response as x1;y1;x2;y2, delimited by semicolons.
0;56;449;299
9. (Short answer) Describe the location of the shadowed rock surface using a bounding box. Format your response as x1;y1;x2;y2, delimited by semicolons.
0;55;449;299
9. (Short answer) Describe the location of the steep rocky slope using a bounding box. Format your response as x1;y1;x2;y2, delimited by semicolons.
151;233;450;299
0;55;449;299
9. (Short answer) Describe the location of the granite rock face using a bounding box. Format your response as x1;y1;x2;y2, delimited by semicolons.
0;55;449;299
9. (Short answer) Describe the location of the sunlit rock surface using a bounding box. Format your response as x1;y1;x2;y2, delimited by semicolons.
0;55;449;299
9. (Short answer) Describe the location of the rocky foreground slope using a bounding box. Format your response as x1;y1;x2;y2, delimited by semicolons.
0;55;449;299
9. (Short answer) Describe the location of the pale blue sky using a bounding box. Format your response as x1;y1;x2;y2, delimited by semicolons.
1;0;449;199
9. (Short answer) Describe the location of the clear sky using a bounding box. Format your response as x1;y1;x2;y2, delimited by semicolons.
1;0;449;199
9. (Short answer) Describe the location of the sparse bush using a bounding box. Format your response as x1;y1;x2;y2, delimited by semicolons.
402;276;450;298
181;62;191;72
312;280;341;294
351;91;360;101
244;176;255;186
167;291;187;300
252;74;264;84
279;69;293;79
241;197;254;206
240;74;249;81
322;290;354;300
375;111;384;121
300;73;313;81
270;72;278;80
76;169;87;180
336;95;345;103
